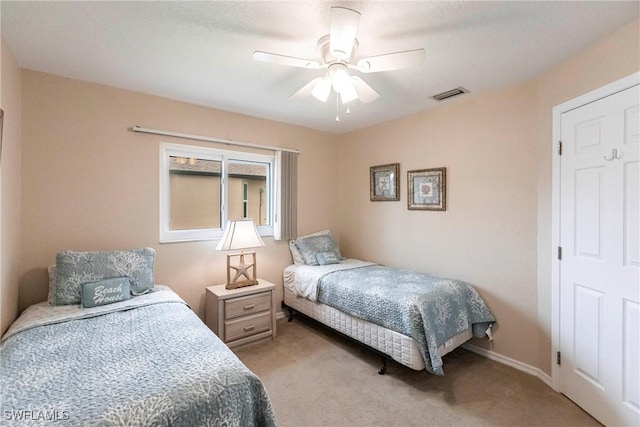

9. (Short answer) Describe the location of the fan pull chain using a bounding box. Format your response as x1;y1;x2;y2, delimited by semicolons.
335;95;340;122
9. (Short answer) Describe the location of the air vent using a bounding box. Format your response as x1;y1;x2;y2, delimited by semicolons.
431;87;469;101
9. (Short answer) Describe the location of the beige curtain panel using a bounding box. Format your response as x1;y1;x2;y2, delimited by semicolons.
275;150;298;240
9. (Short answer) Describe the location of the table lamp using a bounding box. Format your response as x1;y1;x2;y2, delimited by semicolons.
216;219;265;289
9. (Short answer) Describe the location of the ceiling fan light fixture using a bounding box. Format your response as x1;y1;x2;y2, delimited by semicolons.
351;76;380;104
311;77;332;102
340;83;359;104
330;65;352;94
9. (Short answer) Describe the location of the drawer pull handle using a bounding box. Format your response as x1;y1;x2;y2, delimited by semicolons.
243;304;256;310
243;325;256;332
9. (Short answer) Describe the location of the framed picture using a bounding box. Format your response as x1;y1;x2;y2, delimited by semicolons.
370;163;400;201
407;167;446;211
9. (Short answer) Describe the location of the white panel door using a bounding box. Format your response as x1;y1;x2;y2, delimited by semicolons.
560;84;639;426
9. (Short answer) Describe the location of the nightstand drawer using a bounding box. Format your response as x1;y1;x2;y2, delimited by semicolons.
225;311;271;342
225;291;271;320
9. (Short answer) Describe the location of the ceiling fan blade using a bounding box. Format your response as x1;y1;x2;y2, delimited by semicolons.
329;7;360;60
356;49;425;73
351;76;380;103
253;51;321;69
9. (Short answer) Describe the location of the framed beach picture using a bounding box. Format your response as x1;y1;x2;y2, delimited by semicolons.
370;163;399;201
407;167;446;211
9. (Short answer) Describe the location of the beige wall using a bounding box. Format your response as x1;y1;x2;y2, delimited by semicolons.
18;70;339;319
0;39;22;335
336;20;639;375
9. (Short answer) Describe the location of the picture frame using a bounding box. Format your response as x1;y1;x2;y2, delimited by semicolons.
370;163;400;201
407;167;446;211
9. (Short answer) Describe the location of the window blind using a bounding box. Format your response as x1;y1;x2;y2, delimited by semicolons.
274;150;298;240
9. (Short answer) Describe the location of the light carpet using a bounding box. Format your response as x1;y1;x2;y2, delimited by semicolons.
233;316;600;427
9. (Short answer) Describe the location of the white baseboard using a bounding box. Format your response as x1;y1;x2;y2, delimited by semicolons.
275;310;286;320
461;343;554;389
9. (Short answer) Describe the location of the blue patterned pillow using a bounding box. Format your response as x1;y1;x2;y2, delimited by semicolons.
289;240;306;265
54;248;155;306
295;233;343;266
289;230;332;265
82;277;131;308
47;265;56;305
316;252;340;265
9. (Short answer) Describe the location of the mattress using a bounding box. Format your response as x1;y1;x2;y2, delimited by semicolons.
284;287;472;371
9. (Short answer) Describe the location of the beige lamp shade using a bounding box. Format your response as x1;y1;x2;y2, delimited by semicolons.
216;219;265;251
216;219;265;289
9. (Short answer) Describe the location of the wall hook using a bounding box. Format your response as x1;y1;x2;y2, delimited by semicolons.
604;148;623;161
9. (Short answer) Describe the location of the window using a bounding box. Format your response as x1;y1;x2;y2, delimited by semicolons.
160;143;273;243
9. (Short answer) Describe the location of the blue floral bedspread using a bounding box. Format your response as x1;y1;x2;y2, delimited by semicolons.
0;287;277;426
316;265;496;375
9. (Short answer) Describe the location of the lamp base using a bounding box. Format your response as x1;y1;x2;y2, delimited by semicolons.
225;278;259;290
225;252;259;290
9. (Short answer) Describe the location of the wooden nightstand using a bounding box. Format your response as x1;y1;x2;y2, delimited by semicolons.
205;279;276;348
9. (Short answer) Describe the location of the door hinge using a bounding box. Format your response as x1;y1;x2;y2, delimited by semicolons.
558;246;562;260
558;141;563;156
557;351;561;365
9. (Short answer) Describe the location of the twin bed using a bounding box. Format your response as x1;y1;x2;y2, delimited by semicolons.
283;231;496;375
1;249;276;426
1;235;495;425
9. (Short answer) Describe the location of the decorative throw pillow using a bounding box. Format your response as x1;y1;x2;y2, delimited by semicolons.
295;233;343;266
54;247;155;306
81;277;131;308
315;252;341;265
289;230;332;265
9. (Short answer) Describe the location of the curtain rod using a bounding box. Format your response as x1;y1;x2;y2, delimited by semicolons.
131;126;300;154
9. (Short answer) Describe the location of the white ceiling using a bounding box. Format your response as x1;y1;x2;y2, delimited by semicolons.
2;1;638;134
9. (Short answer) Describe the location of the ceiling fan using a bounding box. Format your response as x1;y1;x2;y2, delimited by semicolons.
252;7;425;106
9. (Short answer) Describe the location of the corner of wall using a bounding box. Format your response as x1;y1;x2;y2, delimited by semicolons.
1;37;23;335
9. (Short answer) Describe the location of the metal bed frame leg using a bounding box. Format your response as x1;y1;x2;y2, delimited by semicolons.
378;356;387;375
282;302;295;322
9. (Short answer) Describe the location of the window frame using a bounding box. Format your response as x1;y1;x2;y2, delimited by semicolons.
159;142;274;243
242;181;249;218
